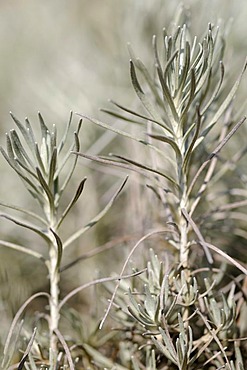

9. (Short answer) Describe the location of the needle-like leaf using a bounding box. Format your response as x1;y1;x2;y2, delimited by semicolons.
63;177;128;249
56;177;87;229
50;228;63;270
130;60;169;129
0;213;50;243
111;153;178;186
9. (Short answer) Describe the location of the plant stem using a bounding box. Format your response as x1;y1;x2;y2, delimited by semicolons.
179;177;189;268
49;241;60;355
177;135;189;269
46;200;60;355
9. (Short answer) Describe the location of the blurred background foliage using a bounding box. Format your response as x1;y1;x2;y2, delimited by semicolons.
0;0;247;349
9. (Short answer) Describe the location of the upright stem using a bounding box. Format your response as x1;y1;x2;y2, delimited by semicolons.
45;200;60;355
177;135;189;268
49;243;60;355
179;183;188;268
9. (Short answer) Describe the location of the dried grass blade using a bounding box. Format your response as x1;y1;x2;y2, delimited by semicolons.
17;328;37;370
3;292;50;365
205;242;247;276
53;328;75;370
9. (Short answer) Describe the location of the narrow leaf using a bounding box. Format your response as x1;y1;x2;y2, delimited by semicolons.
6;133;15;161
38;112;49;138
25;118;36;149
155;49;180;125
48;147;57;188
15;157;38;180
56;177;87;228
188;116;246;196
50;124;57;152
0;201;46;225
64;177;128;249
54;141;75;179
112;153;178;186
110;99;172;133
130;60;167;128
200;60;225;115
34;142;46;175
10;112;35;152
36;167;54;207
202;58;247;136
73;152;172;192
58;131;80;196
50;228;63;270
181;208;213;264
129;40;167;112
180;68;196;123
0;213;50;243
183;109;201;171
10;129;35;169
144;284;156;320
194;30;213;94
58;111;73;154
76;114;171;161
148;133;181;158
101;108;142;124
0;240;45;261
0;146;43;198
177;41;191;98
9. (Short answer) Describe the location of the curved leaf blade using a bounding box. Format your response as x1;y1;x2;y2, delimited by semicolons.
64;177;128;249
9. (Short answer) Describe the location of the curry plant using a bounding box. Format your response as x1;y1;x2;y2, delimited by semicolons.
0;112;126;368
75;21;247;369
77;23;246;271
